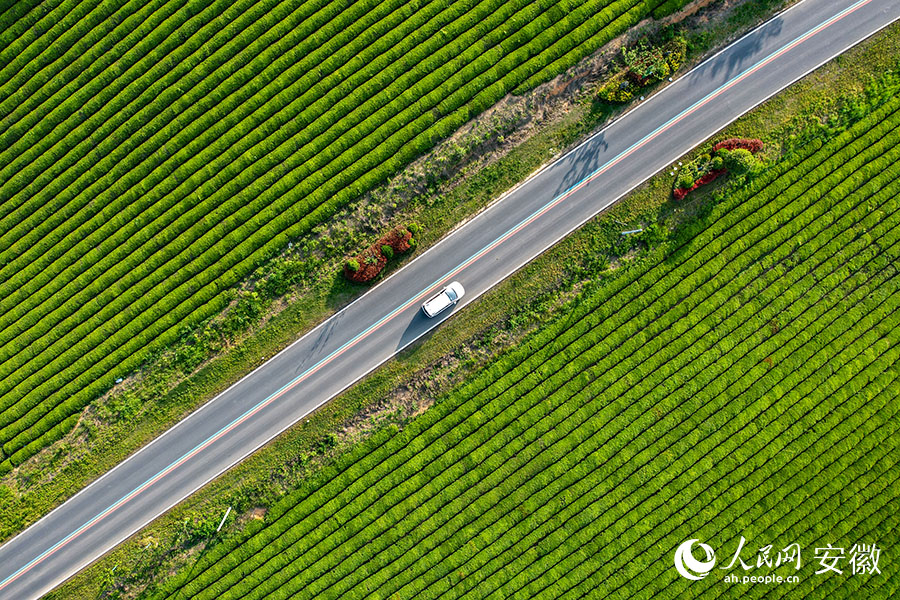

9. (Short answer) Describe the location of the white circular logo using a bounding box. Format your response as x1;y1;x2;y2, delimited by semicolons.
674;539;716;580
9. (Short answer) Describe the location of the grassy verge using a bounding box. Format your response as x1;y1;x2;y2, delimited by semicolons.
42;14;900;600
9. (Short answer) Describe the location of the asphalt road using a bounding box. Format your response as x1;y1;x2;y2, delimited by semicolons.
1;0;898;597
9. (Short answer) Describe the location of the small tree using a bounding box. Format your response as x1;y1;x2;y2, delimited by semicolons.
381;245;394;259
345;259;360;272
675;172;695;190
723;148;756;174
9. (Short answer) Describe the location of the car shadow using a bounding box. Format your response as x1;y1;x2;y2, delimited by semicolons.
396;304;445;352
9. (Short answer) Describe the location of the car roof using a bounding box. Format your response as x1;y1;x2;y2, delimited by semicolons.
424;291;453;314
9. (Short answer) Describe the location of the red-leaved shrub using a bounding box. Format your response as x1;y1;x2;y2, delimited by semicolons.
673;168;727;200
713;138;764;153
380;227;412;254
344;248;387;283
673;138;764;199
344;227;415;283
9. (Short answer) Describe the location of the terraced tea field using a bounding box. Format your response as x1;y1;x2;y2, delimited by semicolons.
149;92;900;600
0;0;688;471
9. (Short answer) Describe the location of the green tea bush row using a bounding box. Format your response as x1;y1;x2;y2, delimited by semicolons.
0;0;528;346
488;261;900;600
551;389;900;600
0;0;397;260
0;0;111;97
392;139;900;592
0;0;510;380
0;0;53;58
0;0;536;446
0;0;392;256
0;0;432;356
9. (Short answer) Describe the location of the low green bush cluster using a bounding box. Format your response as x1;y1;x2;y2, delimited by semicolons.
674;151;717;190
673;140;765;199
723;147;756;174
597;35;686;103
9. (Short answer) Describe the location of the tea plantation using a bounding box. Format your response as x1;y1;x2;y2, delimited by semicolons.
0;0;688;470
146;79;900;600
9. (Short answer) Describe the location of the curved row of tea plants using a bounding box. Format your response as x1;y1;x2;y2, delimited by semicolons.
146;91;900;600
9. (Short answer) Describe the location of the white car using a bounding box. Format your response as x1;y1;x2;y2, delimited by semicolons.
422;282;465;318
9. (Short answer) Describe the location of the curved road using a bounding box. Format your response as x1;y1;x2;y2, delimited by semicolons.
1;0;898;597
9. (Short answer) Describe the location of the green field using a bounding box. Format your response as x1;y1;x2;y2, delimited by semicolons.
145;91;900;599
0;0;690;471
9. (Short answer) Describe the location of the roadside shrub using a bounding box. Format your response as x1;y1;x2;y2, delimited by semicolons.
344;226;416;283
597;73;634;103
723;148;757;174
639;222;667;247
674;137;765;199
599;36;686;102
382;227;413;254
713;137;764;153
345;248;388;283
675;172;695;190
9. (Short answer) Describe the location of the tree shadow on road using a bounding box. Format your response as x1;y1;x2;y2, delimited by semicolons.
688;15;783;86
552;131;608;200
